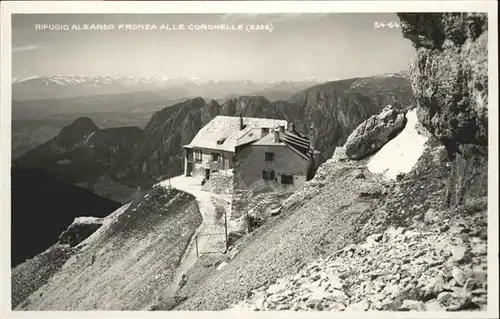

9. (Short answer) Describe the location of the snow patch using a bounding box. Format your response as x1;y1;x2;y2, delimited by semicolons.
367;109;428;180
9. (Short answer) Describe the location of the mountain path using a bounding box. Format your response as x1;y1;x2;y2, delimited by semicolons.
154;175;227;305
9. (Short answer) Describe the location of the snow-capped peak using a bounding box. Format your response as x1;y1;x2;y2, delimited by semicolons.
12;75;337;87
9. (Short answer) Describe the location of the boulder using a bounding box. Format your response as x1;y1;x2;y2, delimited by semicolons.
399;300;426;311
344;105;407;160
58;216;103;247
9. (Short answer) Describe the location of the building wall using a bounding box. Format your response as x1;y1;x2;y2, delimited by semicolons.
185;147;234;177
234;144;310;192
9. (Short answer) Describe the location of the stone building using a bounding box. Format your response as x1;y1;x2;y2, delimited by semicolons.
183;115;320;192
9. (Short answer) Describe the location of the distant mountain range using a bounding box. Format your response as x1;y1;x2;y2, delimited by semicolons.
13;72;414;202
12;75;337;102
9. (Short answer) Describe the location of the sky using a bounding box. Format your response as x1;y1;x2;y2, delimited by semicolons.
12;13;415;82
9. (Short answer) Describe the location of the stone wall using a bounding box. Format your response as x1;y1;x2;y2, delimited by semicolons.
201;171;234;195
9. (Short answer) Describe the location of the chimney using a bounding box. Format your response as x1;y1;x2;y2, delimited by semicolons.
261;127;269;137
274;129;280;143
239;114;244;130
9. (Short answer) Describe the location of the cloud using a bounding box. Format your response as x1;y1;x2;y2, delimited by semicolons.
12;44;44;53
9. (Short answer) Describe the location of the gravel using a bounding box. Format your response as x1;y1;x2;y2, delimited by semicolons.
228;205;487;311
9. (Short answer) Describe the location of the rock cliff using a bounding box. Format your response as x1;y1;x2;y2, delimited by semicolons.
398;13;488;206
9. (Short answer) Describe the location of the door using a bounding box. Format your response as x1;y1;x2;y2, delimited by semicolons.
186;162;193;176
205;168;210;180
186;149;193;161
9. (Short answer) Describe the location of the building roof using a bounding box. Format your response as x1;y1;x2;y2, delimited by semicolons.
236;128;263;147
251;130;285;146
185;116;287;152
185;116;320;161
248;128;320;160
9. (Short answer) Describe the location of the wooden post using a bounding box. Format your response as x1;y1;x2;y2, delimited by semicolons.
224;205;229;253
195;236;199;258
246;193;251;233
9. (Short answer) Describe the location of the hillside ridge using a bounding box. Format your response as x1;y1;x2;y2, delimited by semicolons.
14;73;414;203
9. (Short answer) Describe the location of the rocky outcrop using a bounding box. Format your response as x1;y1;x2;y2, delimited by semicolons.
344;105;407;160
399;13;488;149
398;13;488;206
58;217;104;247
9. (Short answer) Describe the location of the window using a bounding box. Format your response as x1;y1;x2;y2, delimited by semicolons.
262;169;275;180
195;150;202;162
211;152;220;161
217;137;227;145
281;174;294;185
265;152;275;162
